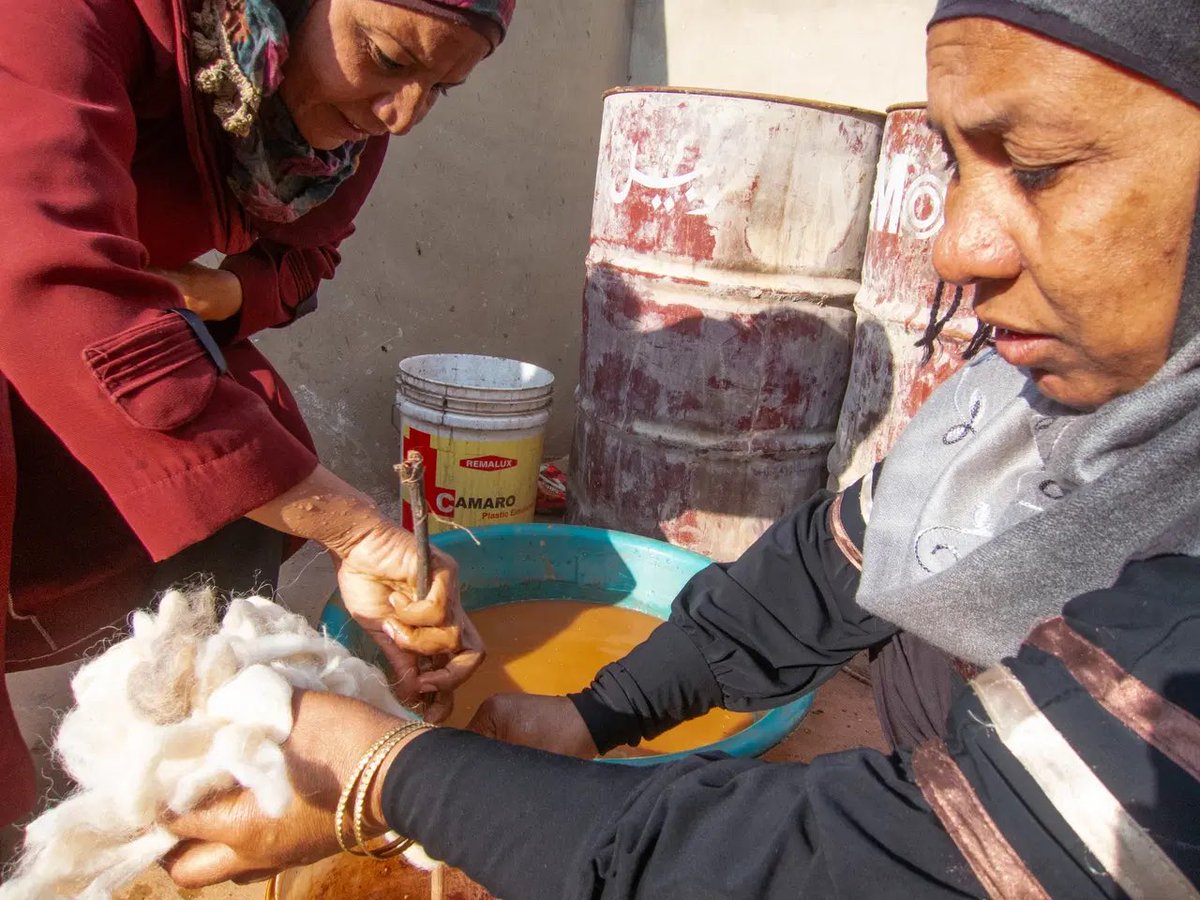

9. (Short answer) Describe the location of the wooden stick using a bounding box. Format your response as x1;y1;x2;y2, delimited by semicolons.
430;861;446;900
397;451;431;598
395;452;437;713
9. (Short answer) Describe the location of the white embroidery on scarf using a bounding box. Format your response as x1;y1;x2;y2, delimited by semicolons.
944;387;986;445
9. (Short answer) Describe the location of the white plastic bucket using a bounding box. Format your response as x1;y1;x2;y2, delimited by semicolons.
394;354;554;533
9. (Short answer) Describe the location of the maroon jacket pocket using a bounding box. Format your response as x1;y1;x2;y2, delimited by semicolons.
83;310;222;431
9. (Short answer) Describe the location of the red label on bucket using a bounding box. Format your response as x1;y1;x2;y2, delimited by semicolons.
459;455;518;471
400;424;542;534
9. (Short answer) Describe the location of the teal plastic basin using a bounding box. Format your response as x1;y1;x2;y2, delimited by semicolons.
321;523;813;766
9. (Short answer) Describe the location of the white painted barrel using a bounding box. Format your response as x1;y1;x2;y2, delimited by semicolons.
568;88;884;561
394;354;553;533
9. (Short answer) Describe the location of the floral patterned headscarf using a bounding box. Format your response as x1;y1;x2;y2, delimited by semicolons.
192;0;514;224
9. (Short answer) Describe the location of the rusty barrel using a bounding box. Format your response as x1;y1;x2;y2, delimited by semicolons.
568;88;884;561
826;103;979;490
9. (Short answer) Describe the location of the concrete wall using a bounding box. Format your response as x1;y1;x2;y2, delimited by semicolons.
630;0;934;112
254;1;635;502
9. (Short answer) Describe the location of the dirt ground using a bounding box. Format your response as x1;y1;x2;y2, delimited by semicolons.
118;868;264;900
762;664;888;763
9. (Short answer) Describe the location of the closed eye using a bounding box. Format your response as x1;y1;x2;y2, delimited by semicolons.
369;40;406;73
358;28;407;73
1012;165;1061;192
939;137;959;181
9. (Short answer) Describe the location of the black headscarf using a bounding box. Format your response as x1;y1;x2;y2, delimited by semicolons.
929;0;1198;105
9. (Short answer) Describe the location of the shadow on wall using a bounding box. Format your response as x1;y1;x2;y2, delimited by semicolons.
629;0;668;85
569;267;896;562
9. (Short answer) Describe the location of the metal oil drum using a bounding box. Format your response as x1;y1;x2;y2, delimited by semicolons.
827;103;979;490
568;88;884;561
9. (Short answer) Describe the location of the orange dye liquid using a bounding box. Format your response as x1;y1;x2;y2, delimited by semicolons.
446;600;754;756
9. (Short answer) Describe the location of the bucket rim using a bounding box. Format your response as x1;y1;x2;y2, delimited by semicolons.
602;85;885;123
399;379;554;402
397;353;555;395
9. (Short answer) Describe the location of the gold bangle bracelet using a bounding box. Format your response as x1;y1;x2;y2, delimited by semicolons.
335;722;418;855
353;728;423;856
352;723;436;858
335;720;435;857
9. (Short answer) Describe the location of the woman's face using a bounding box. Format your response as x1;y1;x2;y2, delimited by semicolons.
927;19;1200;409
280;0;492;151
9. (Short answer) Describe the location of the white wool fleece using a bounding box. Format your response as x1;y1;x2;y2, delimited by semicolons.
0;589;419;900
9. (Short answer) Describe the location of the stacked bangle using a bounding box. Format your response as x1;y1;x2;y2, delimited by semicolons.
334;720;435;859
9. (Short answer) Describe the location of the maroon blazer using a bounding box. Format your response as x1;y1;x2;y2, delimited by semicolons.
0;0;388;822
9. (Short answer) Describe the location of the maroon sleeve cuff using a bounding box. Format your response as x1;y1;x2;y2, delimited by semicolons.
222;242;332;343
221;248;292;342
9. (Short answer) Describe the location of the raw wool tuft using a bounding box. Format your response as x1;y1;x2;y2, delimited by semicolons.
126;590;216;725
0;589;419;900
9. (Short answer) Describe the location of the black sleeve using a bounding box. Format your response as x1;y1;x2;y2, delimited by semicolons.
572;472;898;751
382;729;981;900
381;555;1200;900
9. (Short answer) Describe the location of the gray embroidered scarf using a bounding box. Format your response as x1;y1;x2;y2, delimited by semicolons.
855;0;1200;666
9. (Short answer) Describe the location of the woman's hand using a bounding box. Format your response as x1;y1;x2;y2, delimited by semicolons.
334;523;485;720
148;262;243;322
247;467;485;719
466;694;598;758
164;691;412;888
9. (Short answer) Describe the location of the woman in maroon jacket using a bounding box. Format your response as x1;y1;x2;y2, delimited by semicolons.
0;0;514;827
